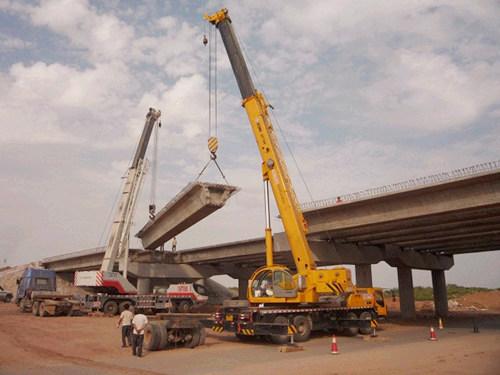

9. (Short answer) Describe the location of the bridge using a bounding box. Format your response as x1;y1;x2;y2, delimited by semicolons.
41;161;500;319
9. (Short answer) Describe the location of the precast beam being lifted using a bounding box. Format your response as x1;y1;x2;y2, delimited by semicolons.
136;181;239;249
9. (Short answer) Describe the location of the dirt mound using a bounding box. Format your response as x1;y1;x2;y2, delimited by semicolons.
0;262;40;294
451;290;500;311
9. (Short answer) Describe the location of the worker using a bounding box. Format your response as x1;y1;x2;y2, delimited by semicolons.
131;312;148;357
117;304;133;347
171;237;177;253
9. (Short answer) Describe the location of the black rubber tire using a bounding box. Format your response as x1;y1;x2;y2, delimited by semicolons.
39;302;48;317
158;324;168;350
19;298;28;313
177;300;193;313
118;301;133;314
185;326;201;348
32;301;40;316
5;295;12;303
343;312;358;337
103;300;119;315
292;315;312;342
270;316;290;345
359;311;372;335
144;323;161;351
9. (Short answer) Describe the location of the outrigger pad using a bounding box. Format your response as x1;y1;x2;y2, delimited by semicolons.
136;181;239;249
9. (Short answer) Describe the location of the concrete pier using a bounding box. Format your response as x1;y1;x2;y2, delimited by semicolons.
397;267;416;319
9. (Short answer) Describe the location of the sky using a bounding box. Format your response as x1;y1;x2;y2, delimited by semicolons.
0;0;499;289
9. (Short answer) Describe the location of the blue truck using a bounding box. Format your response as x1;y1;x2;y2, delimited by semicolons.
16;268;81;316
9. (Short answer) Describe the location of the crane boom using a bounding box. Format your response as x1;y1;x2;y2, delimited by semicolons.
205;9;316;275
100;108;161;272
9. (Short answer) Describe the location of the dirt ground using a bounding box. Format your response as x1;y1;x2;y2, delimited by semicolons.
0;303;499;375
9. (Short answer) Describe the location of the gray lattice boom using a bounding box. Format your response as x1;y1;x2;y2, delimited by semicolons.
136;182;239;249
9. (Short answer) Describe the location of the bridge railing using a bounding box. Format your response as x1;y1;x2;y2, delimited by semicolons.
301;160;500;211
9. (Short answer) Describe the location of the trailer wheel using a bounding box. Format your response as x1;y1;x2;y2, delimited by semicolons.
270;315;289;345
32;301;40;316
185;326;201;348
103;300;119;315
358;311;372;335
39;302;48;317
199;326;207;346
158;324;168;350
144;323;161;351
5;295;12;303
177;300;193;313
293;315;312;342
343;312;358;336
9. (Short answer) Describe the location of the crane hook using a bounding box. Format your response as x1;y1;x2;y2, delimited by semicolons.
203;34;208;46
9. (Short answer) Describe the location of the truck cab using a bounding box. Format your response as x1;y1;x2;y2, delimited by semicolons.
15;268;56;306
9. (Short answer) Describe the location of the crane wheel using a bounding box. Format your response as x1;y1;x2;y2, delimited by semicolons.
103;300;119;315
358;311;372;335
292;315;312;342
343;312;358;336
270;316;289;345
177;300;193;313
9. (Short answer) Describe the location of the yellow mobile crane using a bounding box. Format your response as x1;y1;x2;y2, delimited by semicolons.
204;9;385;343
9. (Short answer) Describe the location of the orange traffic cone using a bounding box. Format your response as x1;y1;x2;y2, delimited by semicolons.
429;326;438;341
330;335;339;354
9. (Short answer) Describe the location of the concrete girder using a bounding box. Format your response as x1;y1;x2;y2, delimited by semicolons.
409;235;500;252
384;245;454;270
127;262;219;279
304;173;500;236
434;246;500;255
136;182;239;249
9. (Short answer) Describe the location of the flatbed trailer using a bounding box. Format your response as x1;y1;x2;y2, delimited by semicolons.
83;293;172;315
143;313;208;351
202;300;375;344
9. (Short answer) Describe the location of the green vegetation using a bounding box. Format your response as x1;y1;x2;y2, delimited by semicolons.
384;284;494;301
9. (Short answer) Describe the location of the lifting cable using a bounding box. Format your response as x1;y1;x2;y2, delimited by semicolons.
197;24;229;185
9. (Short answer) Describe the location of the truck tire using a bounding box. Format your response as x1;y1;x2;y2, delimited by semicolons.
343;312;358;337
39;302;48;317
359;311;372;335
32;301;40;316
144;323;161;351
5;295;12;303
103;300;119;315
177;300;193;313
270;315;289;345
292;315;312;342
19;298;28;313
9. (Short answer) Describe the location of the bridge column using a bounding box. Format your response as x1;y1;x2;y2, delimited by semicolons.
397;267;416;319
137;278;151;294
432;270;448;318
238;278;248;299
355;264;373;287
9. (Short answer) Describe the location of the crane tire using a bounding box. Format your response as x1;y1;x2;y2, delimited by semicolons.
292;315;312;342
177;300;193;313
103;300;119;315
359;311;372;335
270;315;289;345
343;312;358;336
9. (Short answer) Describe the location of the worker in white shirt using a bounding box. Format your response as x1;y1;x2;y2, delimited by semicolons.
131;313;149;357
116;304;133;347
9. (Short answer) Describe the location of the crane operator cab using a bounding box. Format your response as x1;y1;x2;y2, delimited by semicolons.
250;266;297;301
